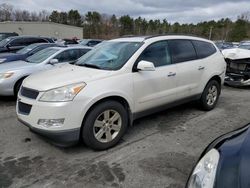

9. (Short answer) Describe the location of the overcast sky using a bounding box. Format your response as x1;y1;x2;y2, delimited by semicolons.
1;0;250;23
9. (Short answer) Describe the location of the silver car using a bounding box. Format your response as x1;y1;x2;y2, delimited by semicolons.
0;46;92;96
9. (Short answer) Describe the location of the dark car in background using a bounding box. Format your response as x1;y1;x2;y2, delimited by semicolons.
0;32;18;41
186;123;250;188
0;36;54;53
0;43;62;64
78;39;103;47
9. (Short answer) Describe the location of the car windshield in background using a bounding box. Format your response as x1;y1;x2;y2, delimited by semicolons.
0;38;10;47
16;43;40;54
238;44;250;50
76;41;143;70
79;39;90;45
26;48;59;64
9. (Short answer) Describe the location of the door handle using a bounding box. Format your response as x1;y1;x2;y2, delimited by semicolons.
168;72;176;77
198;66;205;70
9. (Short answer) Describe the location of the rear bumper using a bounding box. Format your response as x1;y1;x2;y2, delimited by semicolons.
18;118;80;147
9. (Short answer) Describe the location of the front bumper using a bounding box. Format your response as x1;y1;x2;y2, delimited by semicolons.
18;118;80;147
16;91;91;146
225;73;250;86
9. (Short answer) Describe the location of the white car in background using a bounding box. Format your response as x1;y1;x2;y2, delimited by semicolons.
17;35;226;150
0;46;91;96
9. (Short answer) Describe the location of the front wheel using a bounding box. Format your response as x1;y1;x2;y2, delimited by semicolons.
199;80;221;111
82;101;128;150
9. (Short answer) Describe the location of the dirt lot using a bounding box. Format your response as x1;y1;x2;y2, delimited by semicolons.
0;86;250;188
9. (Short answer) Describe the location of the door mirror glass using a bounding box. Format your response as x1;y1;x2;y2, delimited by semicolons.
137;60;156;71
49;59;59;65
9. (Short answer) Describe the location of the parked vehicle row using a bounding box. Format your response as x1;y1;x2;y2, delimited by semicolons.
0;46;91;96
0;43;62;63
15;35;226;150
0;36;54;53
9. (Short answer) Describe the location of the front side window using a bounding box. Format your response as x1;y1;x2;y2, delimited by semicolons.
192;40;217;58
168;40;197;64
76;41;143;70
137;41;171;67
9;38;26;46
26;48;59;64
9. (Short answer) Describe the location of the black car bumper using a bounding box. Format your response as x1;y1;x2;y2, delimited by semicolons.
18;118;80;147
225;73;250;86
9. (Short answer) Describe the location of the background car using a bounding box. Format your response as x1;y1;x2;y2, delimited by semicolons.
0;32;18;41
0;46;92;96
78;39;103;47
56;38;79;45
0;43;62;64
238;42;250;50
215;41;234;50
186;123;250;188
0;36;54;53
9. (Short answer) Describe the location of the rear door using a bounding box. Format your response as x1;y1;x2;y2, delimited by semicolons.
133;41;178;113
168;39;205;99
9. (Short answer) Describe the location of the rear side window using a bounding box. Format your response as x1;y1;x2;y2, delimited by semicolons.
192;40;217;59
138;41;171;67
168;40;197;64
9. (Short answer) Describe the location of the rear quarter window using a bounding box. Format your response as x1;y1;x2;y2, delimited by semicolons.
192;40;217;59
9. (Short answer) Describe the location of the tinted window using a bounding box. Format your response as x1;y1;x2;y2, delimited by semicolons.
10;38;25;46
168;40;197;64
78;49;90;58
138;41;171;67
31;38;48;43
192;40;217;58
55;49;79;62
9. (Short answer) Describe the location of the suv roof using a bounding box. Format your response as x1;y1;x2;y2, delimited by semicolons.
111;34;212;43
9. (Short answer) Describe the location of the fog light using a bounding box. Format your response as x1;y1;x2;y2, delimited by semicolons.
38;119;65;128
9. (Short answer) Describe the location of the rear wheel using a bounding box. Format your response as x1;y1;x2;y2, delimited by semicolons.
82;101;128;150
199;80;220;111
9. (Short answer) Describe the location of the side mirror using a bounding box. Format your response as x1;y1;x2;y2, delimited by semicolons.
137;60;155;71
49;59;59;65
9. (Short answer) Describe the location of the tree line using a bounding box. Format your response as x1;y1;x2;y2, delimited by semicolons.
1;3;250;41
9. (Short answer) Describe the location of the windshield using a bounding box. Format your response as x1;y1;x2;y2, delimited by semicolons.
76;41;143;70
0;38;10;47
16;43;39;54
26;48;59;64
238;44;250;50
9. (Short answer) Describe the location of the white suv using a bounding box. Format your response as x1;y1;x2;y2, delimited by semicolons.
17;35;226;150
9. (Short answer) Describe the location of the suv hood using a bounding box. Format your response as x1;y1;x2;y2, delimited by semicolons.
0;60;35;72
222;48;250;60
23;64;115;91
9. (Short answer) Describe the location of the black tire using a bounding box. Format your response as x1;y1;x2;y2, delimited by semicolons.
14;79;24;97
199;80;221;111
82;100;128;150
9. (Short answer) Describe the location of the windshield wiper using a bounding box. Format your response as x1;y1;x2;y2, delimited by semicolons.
77;63;101;69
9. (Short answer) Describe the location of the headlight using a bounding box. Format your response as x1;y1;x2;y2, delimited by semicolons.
39;83;86;102
187;149;220;188
0;58;6;63
0;72;14;79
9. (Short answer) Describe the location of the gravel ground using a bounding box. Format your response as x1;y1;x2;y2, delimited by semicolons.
0;86;250;188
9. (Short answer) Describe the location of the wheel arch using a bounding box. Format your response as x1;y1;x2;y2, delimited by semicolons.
80;95;133;139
